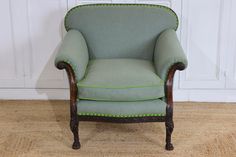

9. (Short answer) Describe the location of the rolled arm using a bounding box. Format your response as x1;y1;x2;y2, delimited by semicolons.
154;29;188;81
55;29;89;82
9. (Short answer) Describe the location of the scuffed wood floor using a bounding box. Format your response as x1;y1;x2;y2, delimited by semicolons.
0;100;235;157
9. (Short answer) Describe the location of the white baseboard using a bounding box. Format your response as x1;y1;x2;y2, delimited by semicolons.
0;88;69;100
174;90;236;102
0;88;235;102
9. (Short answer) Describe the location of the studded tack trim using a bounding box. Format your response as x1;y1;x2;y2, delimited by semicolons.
78;112;165;117
64;3;179;31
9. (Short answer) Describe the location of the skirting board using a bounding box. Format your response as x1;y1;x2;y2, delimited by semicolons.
0;89;235;102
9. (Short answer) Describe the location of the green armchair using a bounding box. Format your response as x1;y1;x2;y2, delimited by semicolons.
55;4;187;150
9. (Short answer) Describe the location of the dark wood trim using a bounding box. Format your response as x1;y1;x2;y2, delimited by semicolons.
164;62;186;150
165;62;186;107
78;116;165;123
56;61;186;150
56;61;80;149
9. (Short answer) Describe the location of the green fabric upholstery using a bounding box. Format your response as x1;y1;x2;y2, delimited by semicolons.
77;99;166;117
154;29;188;81
78;59;165;101
55;4;188;118
65;4;178;60
55;30;89;82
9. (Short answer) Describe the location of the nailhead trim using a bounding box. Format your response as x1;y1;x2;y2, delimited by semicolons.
78;112;165;118
76;97;165;117
64;3;179;31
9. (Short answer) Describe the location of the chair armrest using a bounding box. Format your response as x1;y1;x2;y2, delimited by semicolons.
154;29;188;81
55;29;89;82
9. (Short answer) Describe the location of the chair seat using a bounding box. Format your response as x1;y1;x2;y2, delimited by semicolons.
77;99;166;117
78;59;165;101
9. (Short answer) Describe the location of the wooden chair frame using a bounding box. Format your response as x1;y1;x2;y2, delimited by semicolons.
56;61;186;150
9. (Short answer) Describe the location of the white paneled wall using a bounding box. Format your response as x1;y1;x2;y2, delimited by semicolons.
0;0;25;88
180;0;226;89
24;0;67;89
0;0;235;101
0;0;69;99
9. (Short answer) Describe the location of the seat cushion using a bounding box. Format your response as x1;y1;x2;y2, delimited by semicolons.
77;99;166;117
78;59;165;101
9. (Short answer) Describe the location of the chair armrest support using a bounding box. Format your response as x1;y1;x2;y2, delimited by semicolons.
56;61;77;106
165;62;185;107
55;29;89;82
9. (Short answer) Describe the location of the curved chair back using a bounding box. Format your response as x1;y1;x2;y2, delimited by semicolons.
65;4;178;60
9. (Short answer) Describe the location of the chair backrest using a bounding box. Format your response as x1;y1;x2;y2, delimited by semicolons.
65;4;178;60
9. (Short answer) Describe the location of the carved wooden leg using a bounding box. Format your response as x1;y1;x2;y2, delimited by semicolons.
70;116;80;149
165;105;174;150
56;62;82;149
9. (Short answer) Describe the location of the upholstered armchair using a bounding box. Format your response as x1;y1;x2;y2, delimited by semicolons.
55;4;187;150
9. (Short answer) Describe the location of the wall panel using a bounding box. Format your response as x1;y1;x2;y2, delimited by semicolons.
180;0;227;89
0;0;24;87
23;0;68;88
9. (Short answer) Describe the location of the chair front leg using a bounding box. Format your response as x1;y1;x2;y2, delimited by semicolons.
165;62;186;151
56;61;80;149
165;105;174;150
70;107;80;149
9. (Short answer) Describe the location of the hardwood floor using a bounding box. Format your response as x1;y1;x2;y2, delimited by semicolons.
0;100;235;157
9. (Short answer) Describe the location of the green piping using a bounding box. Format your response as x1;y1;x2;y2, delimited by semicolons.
77;96;164;102
78;112;165;118
77;82;164;89
64;3;179;31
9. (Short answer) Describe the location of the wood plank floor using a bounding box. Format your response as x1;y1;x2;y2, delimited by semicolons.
0;101;235;157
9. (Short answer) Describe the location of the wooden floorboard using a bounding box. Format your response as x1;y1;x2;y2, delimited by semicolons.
0;100;235;157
